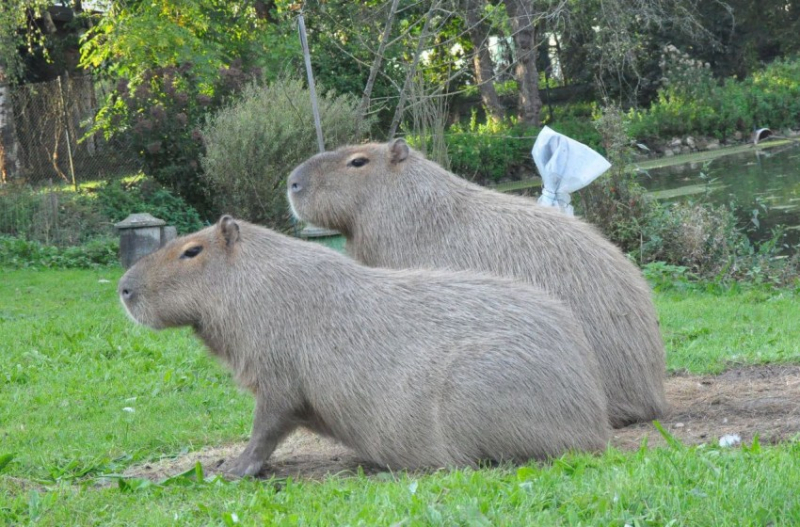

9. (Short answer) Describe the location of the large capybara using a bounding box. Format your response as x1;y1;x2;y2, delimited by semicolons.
118;215;609;476
287;139;667;428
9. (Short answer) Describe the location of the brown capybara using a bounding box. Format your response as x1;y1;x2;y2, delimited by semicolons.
118;215;609;477
287;139;667;428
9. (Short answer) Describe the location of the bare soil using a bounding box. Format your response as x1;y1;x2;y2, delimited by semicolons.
122;365;800;482
613;364;800;450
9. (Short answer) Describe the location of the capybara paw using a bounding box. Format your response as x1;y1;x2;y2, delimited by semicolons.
221;455;264;478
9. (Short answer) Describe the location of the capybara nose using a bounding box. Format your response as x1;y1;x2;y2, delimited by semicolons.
119;278;135;302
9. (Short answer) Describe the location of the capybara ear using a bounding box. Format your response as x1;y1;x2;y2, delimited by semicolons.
218;215;240;247
389;138;409;164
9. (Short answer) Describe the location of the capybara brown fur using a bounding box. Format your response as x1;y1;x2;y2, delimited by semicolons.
118;216;609;476
287;139;667;428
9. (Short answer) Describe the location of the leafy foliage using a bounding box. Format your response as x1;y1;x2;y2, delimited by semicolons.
93;62;259;215
575;105;650;250
444;104;604;185
446;114;535;183
96;178;204;234
628;55;800;140
0;184;111;246
0;0;55;82
79;0;274;89
0;236;118;269
78;0;293;215
200;77;371;231
0;177;202;266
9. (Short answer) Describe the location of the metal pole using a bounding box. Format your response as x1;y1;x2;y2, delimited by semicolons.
297;12;325;153
57;74;77;191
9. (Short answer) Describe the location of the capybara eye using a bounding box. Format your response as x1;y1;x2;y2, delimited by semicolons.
348;157;369;168
181;245;203;259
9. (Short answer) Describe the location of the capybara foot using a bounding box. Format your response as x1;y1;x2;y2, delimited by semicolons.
221;453;264;478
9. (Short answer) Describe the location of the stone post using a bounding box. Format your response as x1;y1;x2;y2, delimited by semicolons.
114;213;176;269
299;225;345;253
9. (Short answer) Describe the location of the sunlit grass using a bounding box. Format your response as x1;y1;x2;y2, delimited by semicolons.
1;268;799;525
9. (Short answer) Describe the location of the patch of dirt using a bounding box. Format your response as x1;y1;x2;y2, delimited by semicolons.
121;429;372;482
122;365;800;482
613;364;800;450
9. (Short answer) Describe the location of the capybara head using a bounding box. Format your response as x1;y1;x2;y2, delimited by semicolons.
118;215;241;330
287;138;416;232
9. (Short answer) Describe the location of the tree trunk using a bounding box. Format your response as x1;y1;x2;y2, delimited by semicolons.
388;1;439;139
0;64;20;182
358;0;401;127
253;0;277;23
461;0;503;121
503;0;542;126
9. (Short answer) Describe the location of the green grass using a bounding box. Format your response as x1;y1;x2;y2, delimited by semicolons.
657;285;800;373
2;268;800;525
3;443;800;525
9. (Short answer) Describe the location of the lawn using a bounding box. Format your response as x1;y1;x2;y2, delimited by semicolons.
1;268;799;525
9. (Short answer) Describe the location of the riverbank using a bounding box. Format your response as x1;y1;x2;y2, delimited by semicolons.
634;137;800;171
492;138;800;193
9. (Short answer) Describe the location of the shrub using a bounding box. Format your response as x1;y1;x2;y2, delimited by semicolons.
446;117;534;183
628;53;800;141
97;62;259;216
200;77;371;231
95;178;204;234
445;104;603;185
639;201;746;276
575;105;650;252
0;177;203;253
0;236;118;269
0;184;111;246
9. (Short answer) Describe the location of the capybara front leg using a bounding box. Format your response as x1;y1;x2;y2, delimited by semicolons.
222;397;293;478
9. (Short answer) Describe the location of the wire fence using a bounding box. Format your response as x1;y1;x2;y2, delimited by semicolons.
7;74;141;189
0;75;142;246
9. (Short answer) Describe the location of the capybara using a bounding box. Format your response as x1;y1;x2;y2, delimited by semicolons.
118;215;609;476
287;139;667;428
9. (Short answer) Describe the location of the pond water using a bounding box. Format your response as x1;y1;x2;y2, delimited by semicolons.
639;142;800;247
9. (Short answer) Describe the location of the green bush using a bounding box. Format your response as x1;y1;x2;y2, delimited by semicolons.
0;177;203;256
445;111;538;183
445;105;603;184
200;77;371;231
575;105;650;252
96;178;204;234
576;106;800;286
0;184;111;246
0;236;118;269
628;54;800;141
639;201;746;275
96;63;260;216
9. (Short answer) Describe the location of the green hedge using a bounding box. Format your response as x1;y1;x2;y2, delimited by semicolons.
628;57;800;140
0;236;119;269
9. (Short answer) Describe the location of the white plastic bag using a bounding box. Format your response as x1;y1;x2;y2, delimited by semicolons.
531;126;611;216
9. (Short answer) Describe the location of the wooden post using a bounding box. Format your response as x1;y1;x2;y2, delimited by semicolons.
0;63;20;183
57;74;77;191
297;12;325;153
